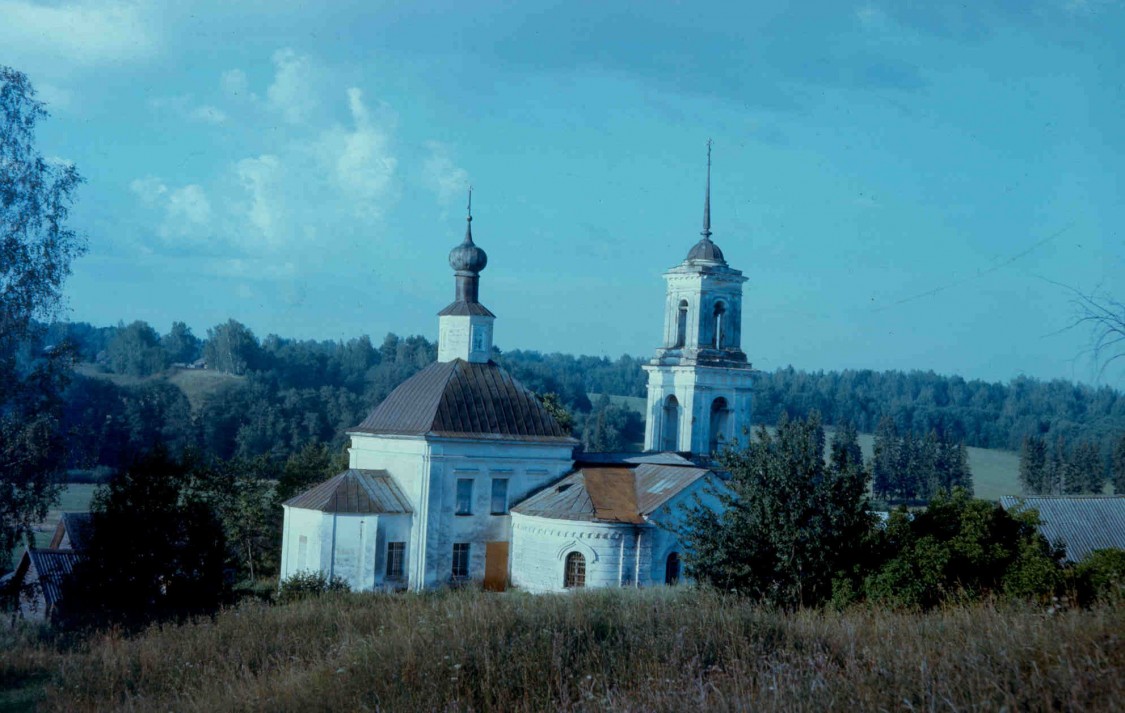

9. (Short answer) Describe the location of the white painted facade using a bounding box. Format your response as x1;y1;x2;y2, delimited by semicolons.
437;313;494;363
279;505;412;591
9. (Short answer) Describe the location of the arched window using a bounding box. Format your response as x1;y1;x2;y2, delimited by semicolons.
709;397;731;454
674;300;688;348
662;395;680;451
564;551;586;588
665;552;681;585
713;302;726;349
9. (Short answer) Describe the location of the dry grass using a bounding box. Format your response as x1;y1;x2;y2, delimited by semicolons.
2;588;1122;712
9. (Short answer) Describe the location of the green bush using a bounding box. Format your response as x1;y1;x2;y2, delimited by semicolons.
1073;548;1125;604
277;571;350;603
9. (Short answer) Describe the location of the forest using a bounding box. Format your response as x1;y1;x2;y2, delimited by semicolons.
38;318;1125;485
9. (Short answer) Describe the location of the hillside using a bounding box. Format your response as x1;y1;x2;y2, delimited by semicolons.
74;363;243;411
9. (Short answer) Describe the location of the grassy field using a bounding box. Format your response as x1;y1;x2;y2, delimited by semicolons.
73;363;242;411
1;588;1120;712
588;393;1024;500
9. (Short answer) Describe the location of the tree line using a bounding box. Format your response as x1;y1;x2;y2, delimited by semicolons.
1019;433;1125;495
872;417;973;501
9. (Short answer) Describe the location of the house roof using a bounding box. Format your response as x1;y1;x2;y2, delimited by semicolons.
49;512;94;551
999;495;1125;562
350;359;577;443
512;462;711;524
26;549;82;610
284;469;412;514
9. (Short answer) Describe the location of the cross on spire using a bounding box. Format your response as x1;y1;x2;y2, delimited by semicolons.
701;139;713;240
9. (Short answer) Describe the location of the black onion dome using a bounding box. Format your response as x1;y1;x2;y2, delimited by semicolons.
449;221;488;274
686;237;726;264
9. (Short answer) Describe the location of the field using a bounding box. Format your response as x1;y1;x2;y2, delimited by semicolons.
588;393;1024;501
1;588;1121;712
73;363;242;411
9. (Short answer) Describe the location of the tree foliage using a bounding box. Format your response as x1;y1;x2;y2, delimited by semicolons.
679;413;872;608
0;67;85;569
106;319;167;376
871;418;972;501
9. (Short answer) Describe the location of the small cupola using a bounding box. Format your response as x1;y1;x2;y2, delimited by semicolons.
438;188;496;364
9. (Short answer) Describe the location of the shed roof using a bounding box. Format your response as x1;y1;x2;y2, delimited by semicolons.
26;549;82;610
512;462;710;524
999;495;1125;562
284;469;412;514
350;359;576;443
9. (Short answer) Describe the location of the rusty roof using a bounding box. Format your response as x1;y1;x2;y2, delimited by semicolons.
350;359;577;443
284;469;412;514
513;462;710;524
26;549;82;610
1000;495;1125;562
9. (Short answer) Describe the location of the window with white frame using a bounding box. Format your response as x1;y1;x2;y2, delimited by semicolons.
456;478;473;515
452;543;470;579
386;542;405;579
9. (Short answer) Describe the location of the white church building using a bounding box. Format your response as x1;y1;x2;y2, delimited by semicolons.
280;152;754;592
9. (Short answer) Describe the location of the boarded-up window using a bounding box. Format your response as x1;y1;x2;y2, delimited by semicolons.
490;478;509;515
665;552;681;585
386;542;405;579
297;535;308;569
456;479;473;516
564;552;586;588
452;543;470;579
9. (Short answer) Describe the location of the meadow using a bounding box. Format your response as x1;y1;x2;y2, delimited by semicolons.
1;588;1121;712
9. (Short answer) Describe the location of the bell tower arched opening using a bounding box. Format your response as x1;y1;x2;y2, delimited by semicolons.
662;396;681;451
713;301;726;349
709;397;731;454
674;300;688;348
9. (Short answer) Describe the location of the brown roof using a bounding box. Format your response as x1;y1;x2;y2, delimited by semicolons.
284;470;412;514
49;512;94;551
513;462;710;524
351;359;577;443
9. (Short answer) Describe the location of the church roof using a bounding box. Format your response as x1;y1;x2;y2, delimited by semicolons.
23;549;82;611
350;359;577;443
437;301;495;317
284;469;412;514
512;462;710;524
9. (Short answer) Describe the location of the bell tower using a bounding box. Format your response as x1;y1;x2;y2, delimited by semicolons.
438;188;495;363
643;143;754;456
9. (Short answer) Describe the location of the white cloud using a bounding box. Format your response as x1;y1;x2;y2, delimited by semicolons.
315;88;397;219
234;155;286;248
130;177;212;244
130;176;168;205
221;69;250;98
0;0;157;67
422;141;470;206
149;96;228;125
267;48;318;124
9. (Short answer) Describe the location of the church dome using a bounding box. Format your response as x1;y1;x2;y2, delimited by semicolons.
686;237;726;264
449;221;487;274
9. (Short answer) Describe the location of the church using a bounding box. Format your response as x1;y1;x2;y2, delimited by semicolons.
279;152;754;592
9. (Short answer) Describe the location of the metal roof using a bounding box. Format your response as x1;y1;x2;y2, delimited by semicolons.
513;462;710;524
351;359;577;443
575;452;696;467
26;549;81;609
284;469;412;514
437;301;495;317
1000;495;1125;563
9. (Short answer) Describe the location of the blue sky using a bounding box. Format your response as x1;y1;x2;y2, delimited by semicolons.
3;0;1123;385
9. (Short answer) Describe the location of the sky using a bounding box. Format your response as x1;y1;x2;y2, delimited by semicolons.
3;0;1123;386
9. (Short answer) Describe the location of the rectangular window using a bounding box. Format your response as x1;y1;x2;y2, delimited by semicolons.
471;326;486;352
456;478;474;515
297;535;308;569
490;478;509;515
452;543;470;579
385;542;405;579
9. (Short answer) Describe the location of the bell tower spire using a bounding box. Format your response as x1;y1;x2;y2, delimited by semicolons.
701;139;712;240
